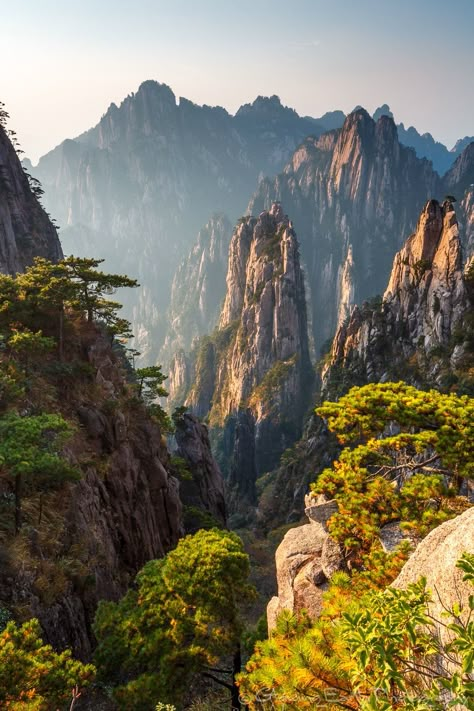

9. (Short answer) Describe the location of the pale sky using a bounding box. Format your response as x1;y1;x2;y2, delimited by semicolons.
2;0;473;163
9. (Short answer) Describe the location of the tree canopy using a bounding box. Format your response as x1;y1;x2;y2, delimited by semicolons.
313;382;473;561
238;554;474;710
93;528;255;709
0;412;77;533
0;618;95;710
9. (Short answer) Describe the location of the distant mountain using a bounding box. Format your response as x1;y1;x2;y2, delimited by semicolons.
372;104;474;175
160;213;232;366
32;81;339;361
250;109;441;349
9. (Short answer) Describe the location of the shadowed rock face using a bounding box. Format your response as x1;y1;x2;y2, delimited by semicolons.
173;413;226;530
250;110;441;350
162;214;232;376
0;126;224;661
0;330;183;660
445;141;474;259
323;199;471;393
0;125;62;273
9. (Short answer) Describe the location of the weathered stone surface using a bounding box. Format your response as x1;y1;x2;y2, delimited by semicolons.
267;504;346;631
173;413;226;529
0;124;62;273
379;521;410;552
304;493;338;530
323;200;471;393
392;508;474;644
185;204;313;507
250;110;441;350
268;522;328;629
321;536;346;578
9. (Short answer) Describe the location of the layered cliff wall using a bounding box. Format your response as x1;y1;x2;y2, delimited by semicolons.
0;126;225;660
175;203;313;511
323;199;472;394
250;110;441;349
32;82;332;360
0;125;62;273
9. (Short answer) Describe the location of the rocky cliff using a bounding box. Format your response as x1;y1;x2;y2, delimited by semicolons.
161;214;232;371
177;203;313;511
0;126;225;660
267;493;345;631
392;507;474;646
268;501;474;639
445;141;474;258
173;412;227;531
372;104;473;176
0;124;62;273
250;109;441;350
32;82;335;361
323;199;473;395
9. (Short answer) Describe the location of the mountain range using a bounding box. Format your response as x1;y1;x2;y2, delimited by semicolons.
30;81;474;366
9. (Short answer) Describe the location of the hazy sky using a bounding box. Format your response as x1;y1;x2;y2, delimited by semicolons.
2;0;473;163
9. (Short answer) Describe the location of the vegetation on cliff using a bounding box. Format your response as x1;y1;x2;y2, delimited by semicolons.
239;554;474;709
314;382;473;563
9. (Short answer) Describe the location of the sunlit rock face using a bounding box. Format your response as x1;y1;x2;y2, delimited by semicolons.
250;109;441;351
32;82;332;361
180;204;313;513
322;199;472;394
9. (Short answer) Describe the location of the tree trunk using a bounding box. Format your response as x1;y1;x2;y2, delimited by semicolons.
14;473;21;534
232;644;242;710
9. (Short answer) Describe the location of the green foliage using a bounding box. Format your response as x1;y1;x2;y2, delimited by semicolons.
0;606;11;632
0;617;95;709
169;455;193;481
135;365;172;432
239;554;474;710
0;256;139;345
248;355;297;410
313;382;473;561
8;328;55;375
0;412;78;533
93;529;255;709
62;256;138;334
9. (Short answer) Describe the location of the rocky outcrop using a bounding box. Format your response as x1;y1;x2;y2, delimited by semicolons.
161;214;232;372
257;415;340;530
0;125;62;273
0;126;224;661
250;110;441;350
184;203;313;507
445;141;474;259
267;493;345;631
0;330;183;659
173;412;226;530
392;508;474;644
323;199;472;393
32;82;335;361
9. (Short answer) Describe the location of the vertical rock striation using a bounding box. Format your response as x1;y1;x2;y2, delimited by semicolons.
0;125;62;273
162;214;232;375
250;110;441;350
323;200;472;394
184;203;313;511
